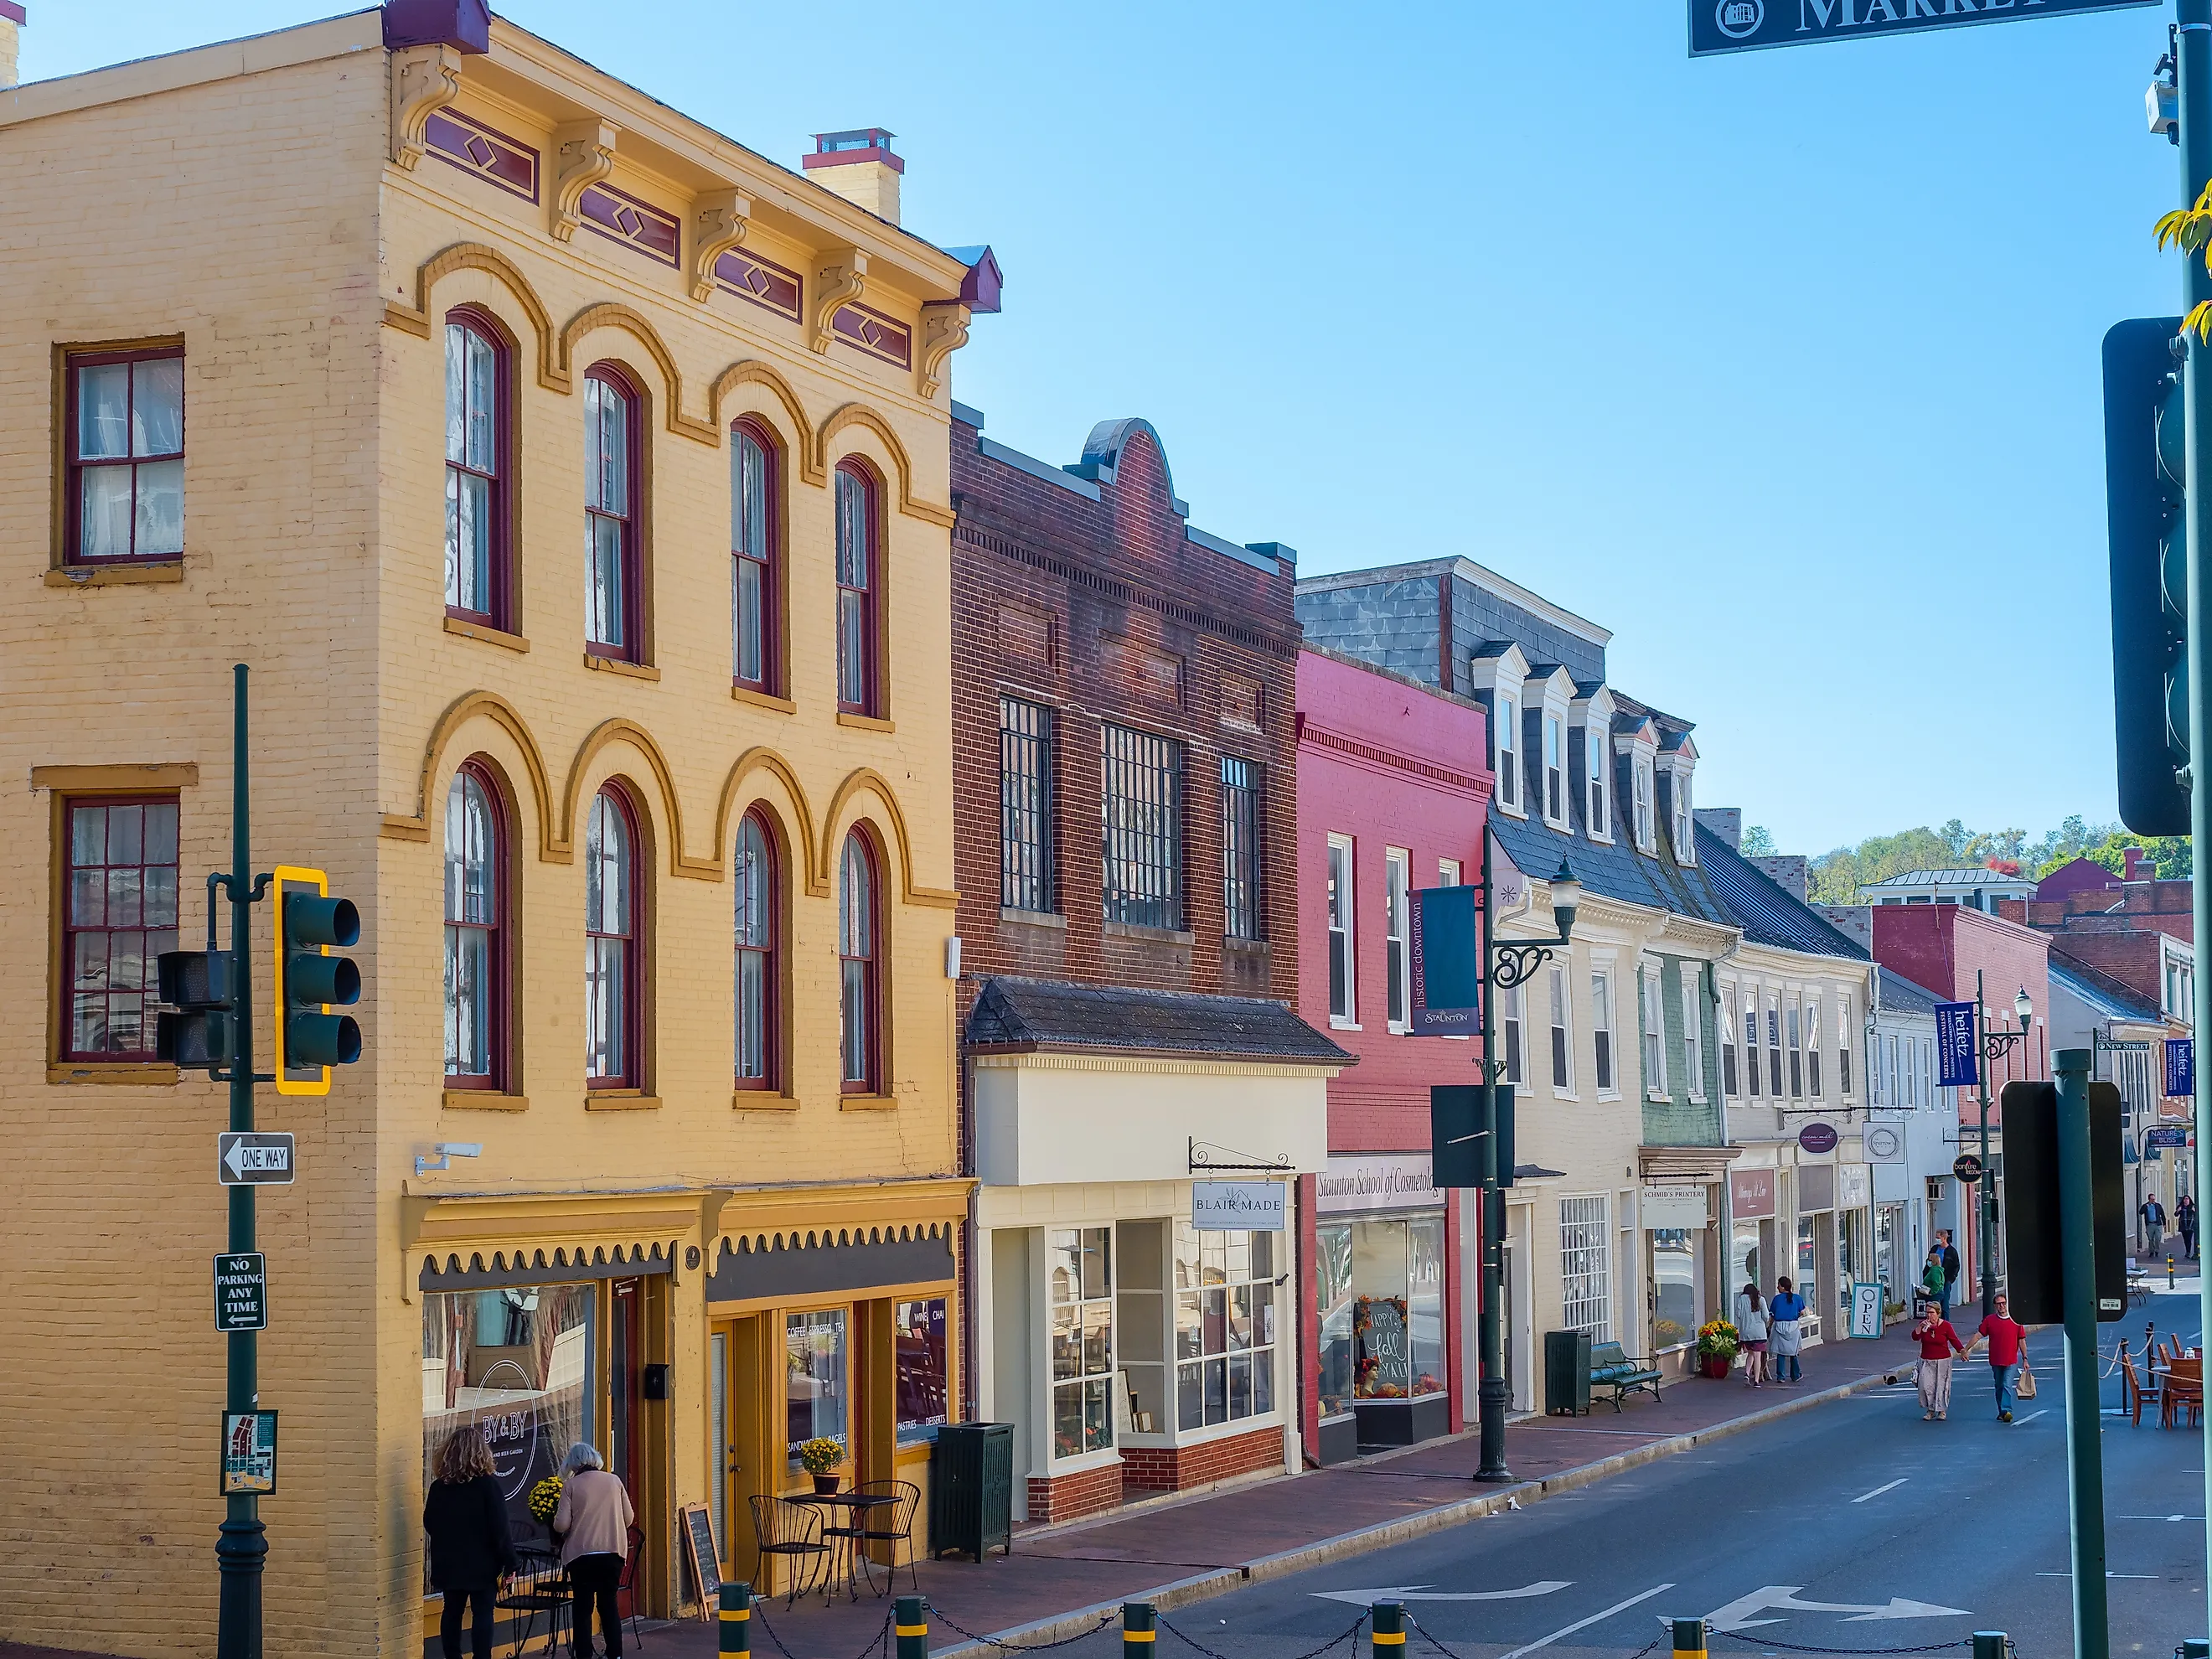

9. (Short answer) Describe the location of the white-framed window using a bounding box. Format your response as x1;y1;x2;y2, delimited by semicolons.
1543;713;1566;826
1837;996;1853;1096
1920;1036;1934;1110
1720;985;1739;1098
1806;995;1823;1098
1502;983;1525;1086
1173;1225;1278;1430
1586;723;1610;840
1641;967;1667;1098
1327;834;1356;1026
1671;767;1693;861
1047;1227;1114;1459
1765;995;1784;1098
1438;857;1463;886
1885;1033;1900;1109
1385;848;1411;1033
1560;1196;1611;1341
1786;1000;1805;1099
1549;962;1574;1094
1682;970;1705;1102
1632;758;1655;851
1744;990;1763;1099
1496;695;1521;814
1592;970;1615;1094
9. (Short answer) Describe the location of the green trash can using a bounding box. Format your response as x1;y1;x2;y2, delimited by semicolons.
1543;1330;1591;1417
929;1422;1013;1561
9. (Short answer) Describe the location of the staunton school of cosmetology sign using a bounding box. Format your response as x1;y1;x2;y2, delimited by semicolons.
1689;0;2158;59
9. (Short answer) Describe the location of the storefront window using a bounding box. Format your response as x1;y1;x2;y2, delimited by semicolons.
1876;1204;1898;1306
1048;1227;1114;1459
1651;1228;1697;1350
785;1308;848;1468
421;1283;597;1589
894;1297;949;1444
1316;1222;1355;1419
1172;1226;1279;1430
1795;1219;1819;1326
1319;1216;1446;1404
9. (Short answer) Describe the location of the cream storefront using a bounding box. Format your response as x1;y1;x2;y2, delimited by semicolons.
964;979;1342;1522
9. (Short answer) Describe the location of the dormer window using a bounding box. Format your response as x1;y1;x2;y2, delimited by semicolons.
1633;758;1654;851
1543;713;1565;826
1586;722;1610;840
1671;767;1693;862
1496;695;1521;813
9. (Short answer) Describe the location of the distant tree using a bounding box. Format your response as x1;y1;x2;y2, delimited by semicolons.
1741;824;1776;856
1805;814;2160;905
2079;830;2194;881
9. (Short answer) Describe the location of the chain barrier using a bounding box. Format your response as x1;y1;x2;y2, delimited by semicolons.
931;1608;1120;1653
1707;1625;1975;1656
1157;1612;1367;1659
745;1598;806;1659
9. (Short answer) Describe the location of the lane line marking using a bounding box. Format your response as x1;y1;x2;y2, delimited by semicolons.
2034;1572;2159;1579
2014;1410;2048;1425
1850;1478;1909;1505
1498;1583;1674;1659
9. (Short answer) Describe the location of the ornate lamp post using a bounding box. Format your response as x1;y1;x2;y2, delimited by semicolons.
1474;838;1579;1483
1973;972;2035;1318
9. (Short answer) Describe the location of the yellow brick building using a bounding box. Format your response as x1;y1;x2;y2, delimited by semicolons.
0;6;986;1651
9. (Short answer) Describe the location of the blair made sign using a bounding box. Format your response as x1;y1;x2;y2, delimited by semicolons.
1690;0;2156;58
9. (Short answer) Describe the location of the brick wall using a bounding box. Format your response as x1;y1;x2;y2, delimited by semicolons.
1120;1423;1284;1493
1870;906;2053;1114
1027;1459;1125;1523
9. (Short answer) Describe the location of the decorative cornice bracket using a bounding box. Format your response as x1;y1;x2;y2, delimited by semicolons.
917;302;970;401
390;44;463;171
690;189;753;302
810;247;868;354
550;117;620;244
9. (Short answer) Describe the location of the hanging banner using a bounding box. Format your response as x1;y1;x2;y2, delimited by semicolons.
2167;1036;2194;1099
1410;884;1480;1036
1489;829;1529;913
1936;1002;1979;1089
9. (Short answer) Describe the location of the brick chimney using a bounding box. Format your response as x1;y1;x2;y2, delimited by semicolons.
803;128;902;225
2124;846;2147;881
1;2;26;91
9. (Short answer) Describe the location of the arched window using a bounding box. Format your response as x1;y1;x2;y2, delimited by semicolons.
734;810;777;1090
586;785;639;1086
835;463;878;713
838;829;878;1093
443;763;505;1088
585;367;639;659
444;313;507;626
731;423;776;692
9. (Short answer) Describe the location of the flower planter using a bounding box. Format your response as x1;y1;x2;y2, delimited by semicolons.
1698;1354;1732;1380
811;1473;842;1496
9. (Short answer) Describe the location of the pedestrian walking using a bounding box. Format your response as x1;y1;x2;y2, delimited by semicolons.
2180;1193;2199;1261
1733;1281;1770;1388
1768;1275;1806;1384
2142;1194;2168;1264
1921;1248;1947;1319
422;1426;516;1659
1972;1290;2029;1423
1911;1298;1967;1421
552;1442;634;1659
1940;1231;1961;1318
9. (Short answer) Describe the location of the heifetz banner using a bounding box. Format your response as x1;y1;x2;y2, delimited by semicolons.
2168;1036;2195;1099
1936;1001;1979;1089
1410;884;1480;1036
1689;0;2156;58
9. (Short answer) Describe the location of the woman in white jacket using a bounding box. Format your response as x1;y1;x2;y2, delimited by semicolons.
1732;1283;1770;1388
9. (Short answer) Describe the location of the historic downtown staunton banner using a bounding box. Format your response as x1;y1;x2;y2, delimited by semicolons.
1689;0;2157;58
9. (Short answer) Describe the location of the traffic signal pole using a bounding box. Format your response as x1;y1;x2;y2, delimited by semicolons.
2054;1049;2110;1659
215;664;264;1659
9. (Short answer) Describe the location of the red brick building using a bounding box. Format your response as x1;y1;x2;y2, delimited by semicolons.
948;405;1343;1521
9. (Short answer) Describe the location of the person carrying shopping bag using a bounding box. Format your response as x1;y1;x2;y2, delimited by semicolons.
1768;1275;1806;1384
1912;1298;1967;1421
1733;1281;1770;1388
1972;1290;2030;1423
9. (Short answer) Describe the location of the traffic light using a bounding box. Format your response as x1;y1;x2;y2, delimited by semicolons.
155;948;234;1070
2106;315;2192;836
2002;1079;2125;1325
272;865;360;1096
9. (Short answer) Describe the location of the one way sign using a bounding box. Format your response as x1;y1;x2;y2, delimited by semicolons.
218;1132;295;1186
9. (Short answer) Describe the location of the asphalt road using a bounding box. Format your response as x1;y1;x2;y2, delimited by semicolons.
1042;1287;2212;1659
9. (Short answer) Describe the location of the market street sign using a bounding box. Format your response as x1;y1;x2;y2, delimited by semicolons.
214;1252;267;1332
1953;1152;1984;1183
217;1130;295;1186
1936;1002;1979;1089
1688;0;2158;59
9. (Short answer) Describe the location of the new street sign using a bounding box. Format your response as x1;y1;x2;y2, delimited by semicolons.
1689;0;2158;59
217;1131;295;1186
214;1252;267;1332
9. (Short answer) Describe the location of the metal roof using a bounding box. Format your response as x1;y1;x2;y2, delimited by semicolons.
1862;867;2034;889
964;977;1352;1066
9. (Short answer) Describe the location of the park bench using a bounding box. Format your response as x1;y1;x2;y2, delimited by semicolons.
1588;1341;1663;1413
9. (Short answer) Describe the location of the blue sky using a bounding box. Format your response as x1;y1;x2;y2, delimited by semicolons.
18;1;2184;855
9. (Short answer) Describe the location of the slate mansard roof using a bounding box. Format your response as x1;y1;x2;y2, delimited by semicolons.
964;978;1354;1066
1696;828;1870;962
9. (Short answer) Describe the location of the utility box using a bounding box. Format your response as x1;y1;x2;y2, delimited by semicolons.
1543;1329;1591;1417
929;1422;1013;1561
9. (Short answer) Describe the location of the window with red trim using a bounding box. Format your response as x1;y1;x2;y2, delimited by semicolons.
838;829;879;1093
585;367;640;660
734;809;778;1089
443;762;506;1089
61;795;180;1061
445;313;509;628
835;463;878;713
731;422;778;693
65;347;183;565
586;785;640;1086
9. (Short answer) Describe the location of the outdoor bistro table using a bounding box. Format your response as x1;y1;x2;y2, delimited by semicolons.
788;1491;901;1601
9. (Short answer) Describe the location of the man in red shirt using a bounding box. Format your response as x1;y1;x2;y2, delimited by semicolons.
1974;1290;2029;1423
1911;1299;1967;1420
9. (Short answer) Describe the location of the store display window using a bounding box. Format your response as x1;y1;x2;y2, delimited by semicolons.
785;1308;849;1467
1171;1226;1278;1431
1315;1214;1445;1412
894;1296;949;1444
1048;1227;1114;1459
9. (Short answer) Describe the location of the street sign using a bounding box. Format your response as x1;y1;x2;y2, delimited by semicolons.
2148;1125;2190;1149
1798;1122;1838;1155
2097;1037;2153;1052
217;1131;294;1186
1409;884;1480;1036
1953;1152;1984;1183
214;1253;267;1332
219;1410;278;1496
1191;1181;1284;1231
1688;0;2158;59
2168;1036;2195;1098
1936;1003;1979;1088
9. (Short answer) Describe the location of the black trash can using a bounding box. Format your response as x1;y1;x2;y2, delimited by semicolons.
1543;1329;1591;1417
930;1421;1014;1561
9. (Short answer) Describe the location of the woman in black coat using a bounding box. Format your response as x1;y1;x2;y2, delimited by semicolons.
423;1428;517;1659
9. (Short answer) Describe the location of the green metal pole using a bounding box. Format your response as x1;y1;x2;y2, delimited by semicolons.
1371;1600;1406;1659
1122;1600;1156;1657
1672;1618;1708;1659
719;1582;751;1655
1977;972;1996;1319
895;1594;929;1659
1474;830;1512;1481
1971;1636;2008;1659
215;664;262;1659
2183;2;2212;1632
2055;1047;2110;1659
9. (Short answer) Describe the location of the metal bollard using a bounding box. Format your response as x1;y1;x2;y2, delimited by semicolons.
1372;1600;1407;1656
896;1594;930;1659
2172;1255;2178;1288
1971;1633;2008;1659
719;1582;751;1656
1123;1600;1156;1656
2183;1640;2210;1657
1672;1618;1707;1659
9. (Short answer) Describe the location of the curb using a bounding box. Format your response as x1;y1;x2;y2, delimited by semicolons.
936;1367;1897;1656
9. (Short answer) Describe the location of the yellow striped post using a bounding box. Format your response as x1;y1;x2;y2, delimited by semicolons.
1672;1617;1706;1659
1123;1600;1157;1657
1372;1600;1407;1657
719;1583;751;1656
896;1594;930;1659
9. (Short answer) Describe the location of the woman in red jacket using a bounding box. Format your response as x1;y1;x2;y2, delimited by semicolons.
1911;1297;1967;1421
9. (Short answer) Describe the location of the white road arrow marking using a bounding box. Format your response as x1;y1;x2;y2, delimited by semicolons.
1706;1587;1968;1632
1310;1582;1572;1606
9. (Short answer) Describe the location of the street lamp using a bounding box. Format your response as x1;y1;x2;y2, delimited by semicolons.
1973;973;2036;1318
1474;845;1579;1484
